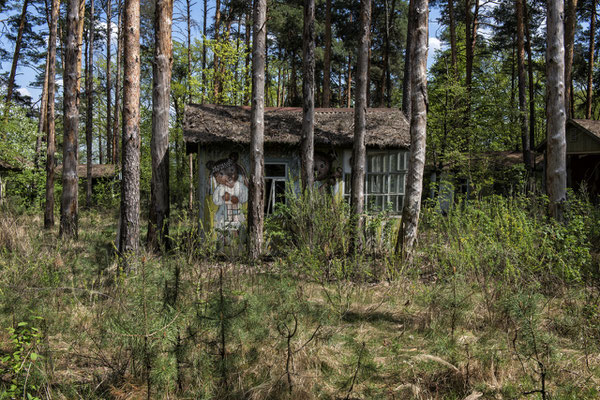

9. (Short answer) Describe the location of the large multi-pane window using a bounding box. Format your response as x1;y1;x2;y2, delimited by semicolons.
343;150;408;213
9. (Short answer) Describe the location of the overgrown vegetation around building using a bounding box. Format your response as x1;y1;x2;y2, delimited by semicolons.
0;192;599;399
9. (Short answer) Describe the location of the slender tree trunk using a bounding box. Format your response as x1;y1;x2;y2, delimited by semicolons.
587;0;596;119
381;0;395;107
44;0;60;229
546;0;567;219
201;0;208;103
301;0;315;189
106;0;113;163
564;0;578;118
524;1;536;148
351;0;371;250
402;0;414;117
61;0;81;238
148;0;173;252
35;52;50;170
516;0;531;174
249;0;266;260
346;53;352;108
76;0;86;96
323;0;332;107
112;0;122;163
4;0;29;113
86;0;94;207
118;0;141;260
213;0;221;101
448;0;457;76
244;10;250;105
398;0;428;259
465;0;473;119
187;0;194;210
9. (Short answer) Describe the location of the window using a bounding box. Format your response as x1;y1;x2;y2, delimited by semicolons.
343;150;408;213
264;162;287;214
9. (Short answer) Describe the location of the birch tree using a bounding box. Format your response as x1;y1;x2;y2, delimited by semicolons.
118;0;141;260
86;0;94;207
60;0;82;238
148;0;173;251
350;0;371;250
397;0;428;259
301;0;315;190
248;0;266;260
44;0;60;229
546;0;567;219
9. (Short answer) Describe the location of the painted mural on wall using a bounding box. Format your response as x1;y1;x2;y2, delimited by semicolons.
205;152;249;231
314;150;343;196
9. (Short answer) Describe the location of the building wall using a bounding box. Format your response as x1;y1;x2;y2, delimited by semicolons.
567;125;600;154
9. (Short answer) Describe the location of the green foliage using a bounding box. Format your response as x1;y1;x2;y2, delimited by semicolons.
419;195;594;284
0;320;43;400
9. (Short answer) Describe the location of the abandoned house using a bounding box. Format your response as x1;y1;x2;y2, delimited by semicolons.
183;104;410;234
537;119;600;197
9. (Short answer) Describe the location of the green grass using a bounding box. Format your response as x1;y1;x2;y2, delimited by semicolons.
0;197;599;399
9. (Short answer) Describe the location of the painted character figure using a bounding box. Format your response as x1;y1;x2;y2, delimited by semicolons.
206;153;248;230
314;151;343;193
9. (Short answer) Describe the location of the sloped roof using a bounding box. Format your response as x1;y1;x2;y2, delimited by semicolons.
183;104;410;150
570;119;600;140
55;164;116;179
0;156;28;171
429;150;543;171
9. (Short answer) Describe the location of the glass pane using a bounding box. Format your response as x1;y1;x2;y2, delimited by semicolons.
383;175;389;193
344;174;351;194
390;174;397;193
383;154;389;172
398;174;405;194
265;163;286;178
390;153;397;172
274;180;286;203
368;155;374;172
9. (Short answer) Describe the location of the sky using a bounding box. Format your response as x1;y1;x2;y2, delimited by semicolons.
1;1;443;108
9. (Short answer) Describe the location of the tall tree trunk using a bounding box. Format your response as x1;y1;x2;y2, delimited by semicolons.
587;0;596;119
112;0;122;163
402;0;414;117
248;0;266;260
61;0;81;238
381;0;395;107
546;0;567;219
187;0;194;210
44;0;60;229
118;0;141;260
86;0;94;207
448;0;457;76
76;0;86;96
346;53;352;107
106;0;112;163
201;0;208;104
465;0;473;119
516;0;531;174
322;0;332;107
524;1;536;148
244;10;250;105
301;0;315;189
35;51;50;170
147;0;173;252
213;0;221;101
4;0;29;113
351;0;371;250
398;0;428;259
564;0;578;118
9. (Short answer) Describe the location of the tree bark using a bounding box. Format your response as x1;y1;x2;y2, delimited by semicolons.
301;0;315;190
213;0;221;101
346;53;352;108
106;0;113;163
516;0;531;174
249;0;266;260
402;0;414;117
4;0;29;112
76;0;86;96
524;1;536;148
244;10;250;105
351;0;371;250
323;0;332;108
118;0;141;260
61;0;81;238
564;0;578;118
44;0;60;229
398;0;428;259
35;51;50;170
187;0;194;210
112;0;122;163
546;0;567;219
86;0;94;208
202;0;208;104
147;0;173;252
448;0;457;77
587;0;596;119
